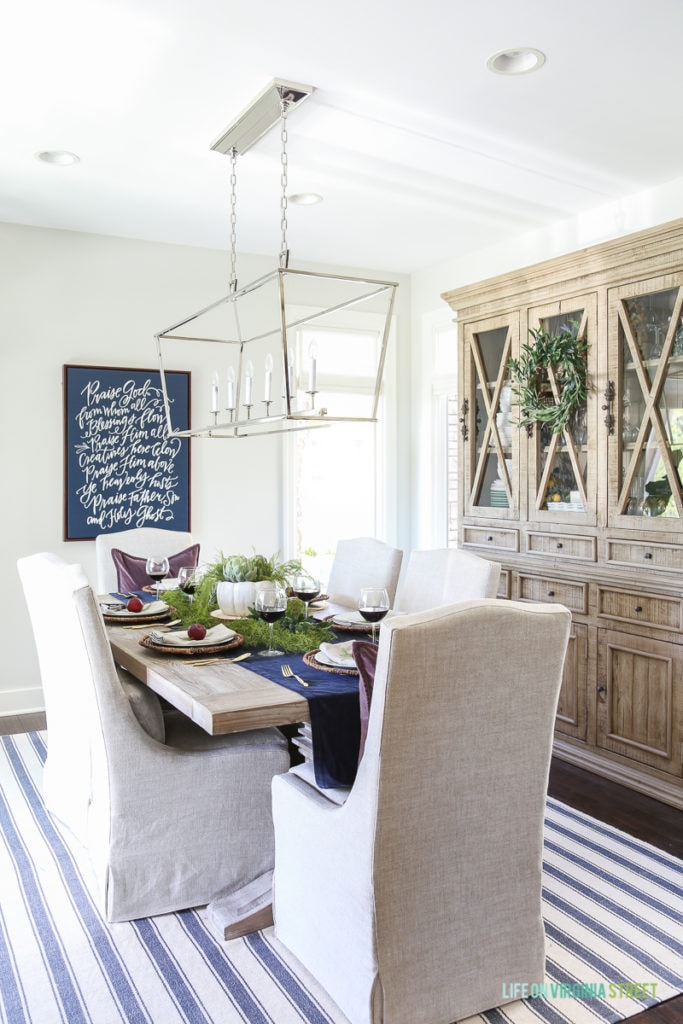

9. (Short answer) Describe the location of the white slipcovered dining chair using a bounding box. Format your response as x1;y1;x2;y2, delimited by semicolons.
325;537;403;618
272;598;571;1024
18;552;290;923
95;526;195;593
394;547;501;612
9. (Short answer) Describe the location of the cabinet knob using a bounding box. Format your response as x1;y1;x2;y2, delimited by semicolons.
634;605;643;613
556;542;563;549
487;535;493;542
548;590;555;597
644;552;653;560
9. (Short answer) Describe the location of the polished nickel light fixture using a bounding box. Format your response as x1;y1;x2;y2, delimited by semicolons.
155;79;398;439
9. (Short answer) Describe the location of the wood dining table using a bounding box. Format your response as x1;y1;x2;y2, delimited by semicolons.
107;621;311;734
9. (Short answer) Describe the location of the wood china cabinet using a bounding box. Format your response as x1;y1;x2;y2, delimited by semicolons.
443;218;683;809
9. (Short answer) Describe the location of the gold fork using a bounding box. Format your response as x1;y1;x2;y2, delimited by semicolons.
281;664;309;687
186;652;252;667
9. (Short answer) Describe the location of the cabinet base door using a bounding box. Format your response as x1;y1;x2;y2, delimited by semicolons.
555;622;587;740
597;629;682;777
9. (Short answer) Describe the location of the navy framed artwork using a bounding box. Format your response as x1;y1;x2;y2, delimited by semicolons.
63;365;191;541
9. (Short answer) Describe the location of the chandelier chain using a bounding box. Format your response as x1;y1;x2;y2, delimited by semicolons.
229;148;237;291
279;96;290;267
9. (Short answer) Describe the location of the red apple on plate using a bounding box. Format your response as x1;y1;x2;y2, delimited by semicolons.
188;623;207;640
126;597;144;613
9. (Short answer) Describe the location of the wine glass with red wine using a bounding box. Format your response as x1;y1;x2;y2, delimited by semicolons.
177;565;198;602
291;574;321;620
145;556;170;599
255;585;288;656
358;587;390;644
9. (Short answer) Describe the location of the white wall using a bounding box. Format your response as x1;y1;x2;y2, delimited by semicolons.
1;222;410;714
408;173;683;550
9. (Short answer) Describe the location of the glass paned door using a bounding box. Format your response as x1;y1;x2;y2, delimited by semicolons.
528;296;597;522
612;281;683;522
462;314;518;516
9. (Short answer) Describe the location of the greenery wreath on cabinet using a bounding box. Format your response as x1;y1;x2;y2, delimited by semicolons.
507;321;590;435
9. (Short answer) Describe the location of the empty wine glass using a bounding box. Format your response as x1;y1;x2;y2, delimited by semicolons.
255;584;288;656
358;586;390;644
146;556;169;599
291;574;321;619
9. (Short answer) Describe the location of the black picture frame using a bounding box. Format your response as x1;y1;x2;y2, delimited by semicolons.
63;364;191;541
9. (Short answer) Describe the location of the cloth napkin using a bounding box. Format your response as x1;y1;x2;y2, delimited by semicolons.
331;610;366;626
157;623;236;647
102;599;168;617
318;640;358;668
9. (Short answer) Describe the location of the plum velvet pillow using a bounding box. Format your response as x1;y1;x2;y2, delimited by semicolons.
111;544;200;592
352;640;378;764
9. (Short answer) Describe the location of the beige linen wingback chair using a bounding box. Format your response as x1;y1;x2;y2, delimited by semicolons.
18;552;290;923
272;598;571;1024
95;526;195;593
325;537;403;618
394;547;501;612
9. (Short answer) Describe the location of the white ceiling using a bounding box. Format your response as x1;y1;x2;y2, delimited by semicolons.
3;0;683;275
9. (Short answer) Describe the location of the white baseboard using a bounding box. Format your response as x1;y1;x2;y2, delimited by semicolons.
0;688;45;717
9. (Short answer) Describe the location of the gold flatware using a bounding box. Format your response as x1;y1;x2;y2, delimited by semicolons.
281;664;309;687
123;618;181;630
186;652;251;667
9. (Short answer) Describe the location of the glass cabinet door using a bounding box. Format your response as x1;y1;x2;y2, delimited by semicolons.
609;276;683;526
527;296;597;523
461;313;519;517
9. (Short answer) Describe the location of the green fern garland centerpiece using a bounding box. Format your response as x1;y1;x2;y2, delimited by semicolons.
161;552;335;653
507;321;589;435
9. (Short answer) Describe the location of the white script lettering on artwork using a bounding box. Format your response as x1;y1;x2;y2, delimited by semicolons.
72;376;185;531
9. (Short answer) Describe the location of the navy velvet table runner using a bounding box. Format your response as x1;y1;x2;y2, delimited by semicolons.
246;651;360;788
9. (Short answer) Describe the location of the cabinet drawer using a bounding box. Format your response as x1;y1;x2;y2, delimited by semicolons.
517;574;588;614
462;526;519;552
527;531;596;562
597;587;683;631
606;539;683;573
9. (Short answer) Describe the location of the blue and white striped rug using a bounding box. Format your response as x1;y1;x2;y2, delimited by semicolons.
0;732;681;1024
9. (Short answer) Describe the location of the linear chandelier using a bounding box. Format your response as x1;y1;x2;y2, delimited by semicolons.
155;79;398;439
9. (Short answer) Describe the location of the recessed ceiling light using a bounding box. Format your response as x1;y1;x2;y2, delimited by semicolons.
34;150;80;166
486;48;546;75
288;192;323;206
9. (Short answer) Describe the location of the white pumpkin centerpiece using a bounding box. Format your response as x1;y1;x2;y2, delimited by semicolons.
215;553;302;618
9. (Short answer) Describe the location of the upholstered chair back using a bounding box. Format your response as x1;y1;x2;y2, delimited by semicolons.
17;552;104;844
326;537;403;615
272;598;571;1024
395;547;501;612
95;527;194;593
19;552;289;923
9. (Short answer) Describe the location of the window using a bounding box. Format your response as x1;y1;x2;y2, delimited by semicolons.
285;321;393;585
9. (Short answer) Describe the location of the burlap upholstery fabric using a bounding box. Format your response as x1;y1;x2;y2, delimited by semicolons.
395;547;501;612
272;598;571;1024
18;552;290;923
325;537;403;619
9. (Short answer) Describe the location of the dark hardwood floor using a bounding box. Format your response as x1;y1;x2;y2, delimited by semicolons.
1;714;680;1022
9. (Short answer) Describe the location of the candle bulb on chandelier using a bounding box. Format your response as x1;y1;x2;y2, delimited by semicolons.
264;353;273;403
244;360;254;407
226;366;236;411
307;341;318;393
211;371;220;413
